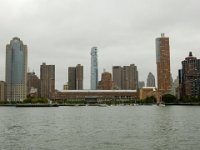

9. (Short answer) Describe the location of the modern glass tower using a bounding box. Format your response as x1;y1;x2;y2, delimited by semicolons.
91;47;98;90
6;37;28;101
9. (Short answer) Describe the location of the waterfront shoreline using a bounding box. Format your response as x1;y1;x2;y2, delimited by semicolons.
0;103;200;107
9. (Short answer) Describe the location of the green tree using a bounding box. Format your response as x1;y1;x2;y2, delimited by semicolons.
144;96;156;104
162;94;177;103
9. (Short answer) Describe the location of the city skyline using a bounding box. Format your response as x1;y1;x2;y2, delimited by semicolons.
0;0;200;90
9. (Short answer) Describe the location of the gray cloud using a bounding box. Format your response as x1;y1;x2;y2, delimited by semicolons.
0;0;200;89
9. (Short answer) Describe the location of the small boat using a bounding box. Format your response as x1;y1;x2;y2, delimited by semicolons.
133;103;139;106
157;102;165;107
98;104;108;107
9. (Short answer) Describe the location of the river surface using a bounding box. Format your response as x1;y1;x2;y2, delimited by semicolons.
0;106;200;150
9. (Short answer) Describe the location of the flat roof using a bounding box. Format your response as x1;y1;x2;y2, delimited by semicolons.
60;90;137;93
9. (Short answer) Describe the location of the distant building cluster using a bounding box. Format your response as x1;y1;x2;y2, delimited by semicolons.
0;34;199;102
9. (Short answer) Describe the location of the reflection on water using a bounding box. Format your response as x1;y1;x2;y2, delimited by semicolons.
0;106;200;150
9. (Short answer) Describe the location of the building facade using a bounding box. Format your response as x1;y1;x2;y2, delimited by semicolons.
156;33;171;94
53;90;138;101
147;72;156;87
98;72;113;90
6;37;27;101
40;63;55;99
68;64;83;90
68;67;76;90
27;72;40;98
139;87;156;100
112;66;122;89
113;64;138;90
179;52;200;97
76;64;83;90
91;47;98;90
122;64;138;90
0;81;6;101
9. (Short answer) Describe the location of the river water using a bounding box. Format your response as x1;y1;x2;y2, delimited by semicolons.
0;106;200;150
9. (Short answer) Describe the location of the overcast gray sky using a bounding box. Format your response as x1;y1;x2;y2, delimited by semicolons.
0;0;200;90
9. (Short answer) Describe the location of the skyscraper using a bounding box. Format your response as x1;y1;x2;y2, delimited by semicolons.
112;66;122;89
68;64;83;90
40;63;55;99
6;37;27;101
179;52;200;97
122;64;138;90
147;72;155;87
68;67;76;90
91;47;98;90
113;64;138;90
156;33;171;93
76;64;83;90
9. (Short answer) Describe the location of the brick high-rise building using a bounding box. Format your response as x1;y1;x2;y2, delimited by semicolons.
68;64;83;90
98;72;113;90
156;33;171;93
179;52;200;97
6;37;27;101
76;64;83;90
27;72;40;98
40;63;55;99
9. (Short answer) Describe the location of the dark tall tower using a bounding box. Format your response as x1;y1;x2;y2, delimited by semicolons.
76;64;83;90
156;33;171;93
68;64;83;90
68;67;76;90
40;63;55;99
112;66;122;89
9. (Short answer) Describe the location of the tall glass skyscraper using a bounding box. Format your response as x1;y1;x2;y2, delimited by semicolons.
91;47;98;90
6;37;28;101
